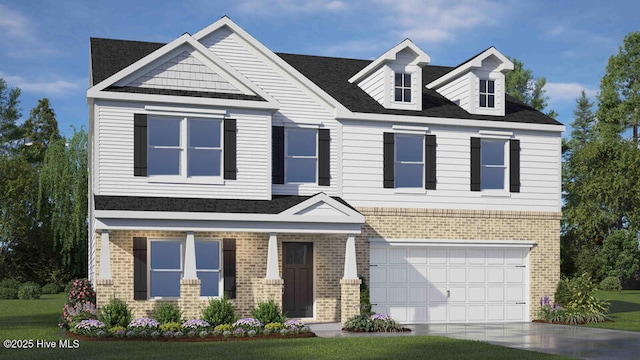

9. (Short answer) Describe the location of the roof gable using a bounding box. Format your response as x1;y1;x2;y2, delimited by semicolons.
348;39;430;84
88;32;278;107
427;46;513;89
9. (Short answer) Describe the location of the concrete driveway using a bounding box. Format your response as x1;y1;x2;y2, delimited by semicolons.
308;322;640;359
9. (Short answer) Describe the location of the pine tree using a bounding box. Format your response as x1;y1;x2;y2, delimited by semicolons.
23;98;60;163
505;56;557;118
569;90;596;149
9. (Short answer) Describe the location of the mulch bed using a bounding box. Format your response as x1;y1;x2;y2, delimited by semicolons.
66;331;316;342
532;319;614;325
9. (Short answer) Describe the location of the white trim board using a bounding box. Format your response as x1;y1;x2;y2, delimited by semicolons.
369;238;537;248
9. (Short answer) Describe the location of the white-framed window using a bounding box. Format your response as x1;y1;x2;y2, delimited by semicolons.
149;240;182;298
394;72;412;103
481;139;507;190
395;134;424;188
285;129;317;183
147;117;222;177
479;79;495;108
195;240;221;297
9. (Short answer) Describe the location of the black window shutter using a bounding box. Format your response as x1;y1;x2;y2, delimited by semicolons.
223;238;236;299
133;114;147;177
224;119;237;180
510;139;521;193
470;137;481;191
425;134;437;190
133;237;147;300
318;129;330;186
383;132;395;188
272;126;285;184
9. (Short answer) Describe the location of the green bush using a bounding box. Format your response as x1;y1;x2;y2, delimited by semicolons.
151;302;182;324
360;277;373;316
0;287;18;299
41;282;61;294
201;295;238;327
600;276;622;291
98;298;132;328
554;279;571;307
17;282;41;300
264;322;284;331
251;300;286;325
160;322;182;332
343;314;374;332
0;278;21;290
213;324;233;332
563;274;610;323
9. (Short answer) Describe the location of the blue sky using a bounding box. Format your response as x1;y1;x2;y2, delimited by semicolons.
1;0;638;137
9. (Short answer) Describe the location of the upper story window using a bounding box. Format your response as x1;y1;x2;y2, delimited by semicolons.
479;79;495;108
285;129;317;183
395;134;424;188
147;117;222;177
480;139;506;190
394;73;412;103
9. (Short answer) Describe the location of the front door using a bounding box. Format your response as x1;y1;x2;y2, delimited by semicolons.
282;242;313;317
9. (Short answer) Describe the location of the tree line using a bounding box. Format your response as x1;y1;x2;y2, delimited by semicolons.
0;79;87;284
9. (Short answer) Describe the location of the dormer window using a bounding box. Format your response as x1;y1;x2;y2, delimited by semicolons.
394;73;412;103
479;79;495;108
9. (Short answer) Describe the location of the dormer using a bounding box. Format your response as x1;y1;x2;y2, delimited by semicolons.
349;39;430;111
427;47;513;117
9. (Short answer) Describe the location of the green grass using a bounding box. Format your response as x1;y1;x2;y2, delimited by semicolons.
588;290;640;332
0;295;570;360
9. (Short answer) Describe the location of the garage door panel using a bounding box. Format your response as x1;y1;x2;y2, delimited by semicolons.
449;287;466;302
408;307;428;323
389;287;407;303
370;248;387;264
389;248;407;264
506;250;525;265
429;249;447;263
449;268;466;283
429;285;448;303
506;305;524;320
469;305;486;321
370;287;387;303
487;286;504;301
389;268;407;283
409;287;427;302
449;249;466;264
487;268;504;283
449;305;466;321
429;305;447;322
370;267;387;283
408;267;427;283
407;249;427;264
469;269;485;283
468;249;485;264
389;307;407;322
506;268;524;283
429;267;447;283
486;249;505;264
506;286;524;302
487;305;505;320
468;287;485;302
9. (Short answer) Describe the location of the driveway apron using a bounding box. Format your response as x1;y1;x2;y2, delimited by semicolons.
308;322;640;359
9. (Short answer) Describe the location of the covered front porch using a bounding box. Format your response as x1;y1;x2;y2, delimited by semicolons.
92;193;365;323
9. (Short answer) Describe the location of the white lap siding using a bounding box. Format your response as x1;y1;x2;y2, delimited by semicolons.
94;100;271;199
341;120;561;212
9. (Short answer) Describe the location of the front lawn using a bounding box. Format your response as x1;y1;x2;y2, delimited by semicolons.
0;295;570;359
588;290;640;332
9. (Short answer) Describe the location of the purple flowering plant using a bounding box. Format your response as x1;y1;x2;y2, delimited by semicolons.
72;319;106;336
183;319;211;333
536;295;565;322
232;317;263;331
128;317;161;335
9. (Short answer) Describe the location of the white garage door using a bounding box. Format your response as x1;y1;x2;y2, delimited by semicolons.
369;241;531;324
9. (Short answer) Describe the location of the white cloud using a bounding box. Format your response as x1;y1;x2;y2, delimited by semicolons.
0;4;32;40
0;72;85;98
237;0;346;14
374;0;506;43
545;82;598;103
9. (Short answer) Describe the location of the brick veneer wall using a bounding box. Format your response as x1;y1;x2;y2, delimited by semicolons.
354;208;561;320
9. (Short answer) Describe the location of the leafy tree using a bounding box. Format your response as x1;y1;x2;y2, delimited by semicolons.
38;128;88;277
505;56;557;118
597;229;640;282
0;78;21;152
597;31;640;142
568;90;596;150
23;98;60;163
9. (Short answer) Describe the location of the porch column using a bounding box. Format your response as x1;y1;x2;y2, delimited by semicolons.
264;233;283;306
341;234;361;324
96;230;113;310
183;231;197;279
180;231;201;319
98;230;111;280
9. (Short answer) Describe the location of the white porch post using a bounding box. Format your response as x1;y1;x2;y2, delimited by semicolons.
343;234;358;280
183;231;197;279
266;233;280;279
98;230;111;280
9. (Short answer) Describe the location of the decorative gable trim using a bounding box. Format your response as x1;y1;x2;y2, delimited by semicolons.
348;39;430;84
87;32;279;109
278;193;363;221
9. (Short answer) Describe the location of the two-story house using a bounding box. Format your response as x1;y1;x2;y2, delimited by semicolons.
87;16;564;324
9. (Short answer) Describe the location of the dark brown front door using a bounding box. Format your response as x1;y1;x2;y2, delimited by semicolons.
282;242;313;317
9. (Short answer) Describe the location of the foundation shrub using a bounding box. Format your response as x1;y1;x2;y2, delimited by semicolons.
251;300;285;325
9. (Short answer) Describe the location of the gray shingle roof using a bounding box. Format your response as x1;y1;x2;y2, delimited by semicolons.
90;38;562;126
94;194;358;214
